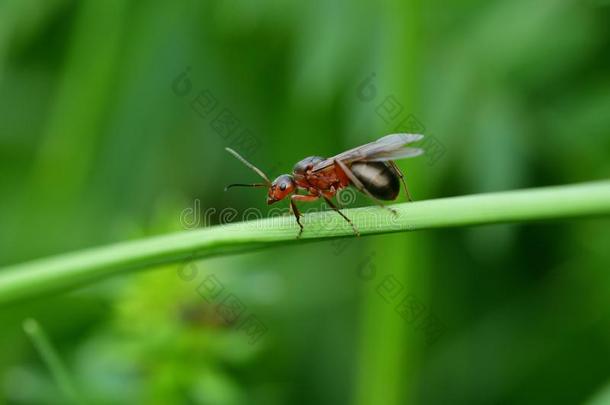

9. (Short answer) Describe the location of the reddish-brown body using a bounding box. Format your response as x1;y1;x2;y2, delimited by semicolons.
292;156;350;199
225;133;424;237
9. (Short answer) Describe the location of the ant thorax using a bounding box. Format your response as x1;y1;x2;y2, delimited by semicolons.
292;156;325;175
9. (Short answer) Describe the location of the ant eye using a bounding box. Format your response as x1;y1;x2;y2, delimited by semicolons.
280;183;287;191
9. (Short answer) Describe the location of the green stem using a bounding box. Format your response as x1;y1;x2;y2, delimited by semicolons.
23;318;84;404
1;181;609;306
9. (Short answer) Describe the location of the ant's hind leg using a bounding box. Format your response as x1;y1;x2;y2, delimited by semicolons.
335;160;398;216
388;161;413;202
323;196;360;236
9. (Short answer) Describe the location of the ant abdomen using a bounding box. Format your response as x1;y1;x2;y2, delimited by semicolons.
350;162;400;201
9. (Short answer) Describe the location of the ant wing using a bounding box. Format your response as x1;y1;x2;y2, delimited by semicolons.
362;146;423;162
311;134;424;172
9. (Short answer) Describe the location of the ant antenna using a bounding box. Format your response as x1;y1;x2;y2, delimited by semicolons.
225;147;271;186
224;183;267;191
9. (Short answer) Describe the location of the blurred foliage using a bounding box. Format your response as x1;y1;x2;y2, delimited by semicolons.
0;0;609;404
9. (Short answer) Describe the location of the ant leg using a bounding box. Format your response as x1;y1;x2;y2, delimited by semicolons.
289;199;304;238
330;187;343;209
322;196;360;236
290;194;319;238
387;161;413;202
335;160;397;215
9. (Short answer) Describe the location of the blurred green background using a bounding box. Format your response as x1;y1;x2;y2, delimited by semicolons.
1;0;610;404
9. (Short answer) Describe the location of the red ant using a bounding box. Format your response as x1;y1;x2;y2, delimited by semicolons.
226;134;424;237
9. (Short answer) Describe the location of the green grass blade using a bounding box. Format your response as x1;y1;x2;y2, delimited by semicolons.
23;318;84;404
1;181;609;306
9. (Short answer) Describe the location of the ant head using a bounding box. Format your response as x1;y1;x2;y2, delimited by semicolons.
267;174;295;205
224;148;296;205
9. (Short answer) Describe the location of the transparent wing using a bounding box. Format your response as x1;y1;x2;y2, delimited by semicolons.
312;134;424;172
362;146;424;162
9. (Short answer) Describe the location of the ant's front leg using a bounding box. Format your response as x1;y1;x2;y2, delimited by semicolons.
290;193;319;238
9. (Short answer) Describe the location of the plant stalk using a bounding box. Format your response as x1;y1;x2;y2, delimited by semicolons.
0;181;609;306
